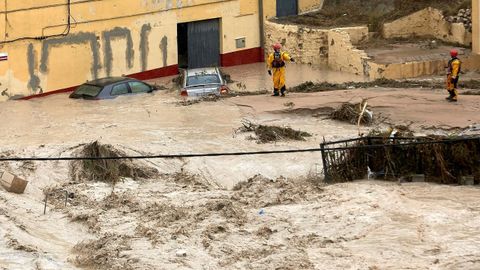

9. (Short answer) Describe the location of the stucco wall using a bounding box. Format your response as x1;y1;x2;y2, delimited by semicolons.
0;0;265;100
473;0;480;54
327;28;370;76
383;7;472;46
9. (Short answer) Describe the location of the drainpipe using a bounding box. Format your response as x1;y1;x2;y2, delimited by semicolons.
258;0;265;61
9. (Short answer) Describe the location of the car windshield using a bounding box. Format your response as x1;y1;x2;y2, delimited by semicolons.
186;74;220;86
73;84;102;97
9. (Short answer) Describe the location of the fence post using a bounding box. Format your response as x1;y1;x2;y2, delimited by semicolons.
44;194;48;215
320;143;329;183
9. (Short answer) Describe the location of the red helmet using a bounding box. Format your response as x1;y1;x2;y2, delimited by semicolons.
273;43;282;50
450;49;458;57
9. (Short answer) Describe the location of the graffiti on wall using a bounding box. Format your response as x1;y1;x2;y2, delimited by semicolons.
140;24;152;71
27;24;169;93
39;32;101;80
103;27;135;77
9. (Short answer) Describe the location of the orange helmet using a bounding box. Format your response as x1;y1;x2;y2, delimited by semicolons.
273;43;282;50
450;49;458;57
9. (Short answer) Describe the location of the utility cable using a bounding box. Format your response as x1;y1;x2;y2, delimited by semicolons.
0;137;477;162
0;148;324;162
0;0;71;44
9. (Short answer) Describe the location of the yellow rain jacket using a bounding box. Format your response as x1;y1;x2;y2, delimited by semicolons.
267;51;291;90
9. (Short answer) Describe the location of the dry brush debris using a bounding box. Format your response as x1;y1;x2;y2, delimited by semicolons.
329;100;373;125
70;141;158;185
238;120;312;143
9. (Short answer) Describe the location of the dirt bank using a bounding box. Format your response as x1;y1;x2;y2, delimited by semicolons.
277;0;470;31
288;79;480;94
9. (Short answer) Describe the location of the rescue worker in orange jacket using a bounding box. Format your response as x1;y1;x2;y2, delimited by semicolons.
267;43;294;96
446;49;461;102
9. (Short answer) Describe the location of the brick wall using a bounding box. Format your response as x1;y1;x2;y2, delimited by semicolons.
327;28;370;76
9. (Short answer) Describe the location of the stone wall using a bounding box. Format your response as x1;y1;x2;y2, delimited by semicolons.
264;21;329;65
383;7;472;46
327;28;370;76
264;21;368;67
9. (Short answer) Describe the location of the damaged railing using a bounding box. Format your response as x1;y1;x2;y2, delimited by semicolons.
320;136;480;184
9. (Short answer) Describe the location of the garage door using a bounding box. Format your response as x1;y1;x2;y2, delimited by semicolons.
277;0;298;17
187;19;220;68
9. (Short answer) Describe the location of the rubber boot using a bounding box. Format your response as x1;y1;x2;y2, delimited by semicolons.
280;86;286;97
272;88;279;96
445;90;454;100
449;89;458;102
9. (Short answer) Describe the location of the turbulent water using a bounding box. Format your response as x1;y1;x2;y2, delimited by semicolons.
0;64;479;269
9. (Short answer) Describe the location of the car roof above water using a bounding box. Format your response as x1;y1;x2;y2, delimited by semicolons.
85;77;131;87
186;67;219;77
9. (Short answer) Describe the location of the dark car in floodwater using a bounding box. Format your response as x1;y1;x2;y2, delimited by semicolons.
69;77;158;100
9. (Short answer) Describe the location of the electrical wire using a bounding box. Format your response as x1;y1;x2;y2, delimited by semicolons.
0;137;477;162
0;0;71;44
0;148;324;162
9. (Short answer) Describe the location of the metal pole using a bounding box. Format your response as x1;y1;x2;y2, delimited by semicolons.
320;143;329;183
258;0;265;61
43;194;47;215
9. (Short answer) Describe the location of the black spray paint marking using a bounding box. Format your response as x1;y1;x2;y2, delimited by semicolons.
40;32;101;79
102;27;134;76
27;44;41;92
140;24;152;71
160;36;168;67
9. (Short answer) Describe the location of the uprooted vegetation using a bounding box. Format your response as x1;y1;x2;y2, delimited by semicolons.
238;120;312;143
463;90;480;95
69;141;158;185
290;79;480;93
323;135;480;184
329;100;373;125
276;0;471;31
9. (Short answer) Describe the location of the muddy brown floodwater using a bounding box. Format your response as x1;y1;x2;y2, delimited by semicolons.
0;68;479;269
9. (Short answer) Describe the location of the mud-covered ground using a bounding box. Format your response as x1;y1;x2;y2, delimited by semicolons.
1;75;480;269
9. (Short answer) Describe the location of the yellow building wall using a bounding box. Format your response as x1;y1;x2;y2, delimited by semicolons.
474;0;480;54
0;0;267;100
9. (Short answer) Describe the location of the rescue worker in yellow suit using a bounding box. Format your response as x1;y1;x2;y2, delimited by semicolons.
446;49;461;102
267;43;294;96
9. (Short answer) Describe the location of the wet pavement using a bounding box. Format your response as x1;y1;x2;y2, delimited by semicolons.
222;63;367;92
